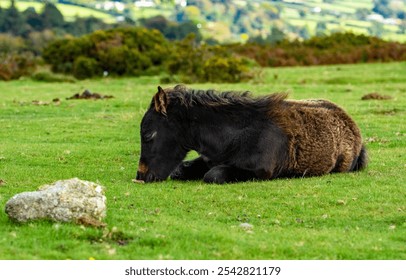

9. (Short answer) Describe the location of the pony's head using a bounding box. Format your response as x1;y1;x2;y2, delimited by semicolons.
136;86;188;182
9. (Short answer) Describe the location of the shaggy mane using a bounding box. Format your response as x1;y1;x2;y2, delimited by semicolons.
166;84;287;110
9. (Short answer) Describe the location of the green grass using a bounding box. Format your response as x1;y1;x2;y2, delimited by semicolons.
0;62;406;259
0;0;116;22
277;0;405;42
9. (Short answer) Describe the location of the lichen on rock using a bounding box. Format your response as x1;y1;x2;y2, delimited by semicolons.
5;178;106;224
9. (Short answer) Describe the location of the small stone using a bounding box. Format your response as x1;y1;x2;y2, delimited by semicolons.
5;178;106;224
239;223;254;231
337;200;346;205
132;179;145;184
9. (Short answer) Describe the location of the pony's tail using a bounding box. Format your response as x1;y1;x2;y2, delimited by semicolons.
351;145;368;172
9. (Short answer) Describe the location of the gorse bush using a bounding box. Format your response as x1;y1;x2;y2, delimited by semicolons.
202;55;251;83
234;32;406;67
73;56;100;80
42;30;405;82
43;27;170;79
43;28;252;82
167;35;253;83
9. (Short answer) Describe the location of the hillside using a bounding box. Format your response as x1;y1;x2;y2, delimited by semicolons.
0;0;116;22
276;0;405;42
1;0;405;42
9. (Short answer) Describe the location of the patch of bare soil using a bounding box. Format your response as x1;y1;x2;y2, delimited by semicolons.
67;89;114;100
361;93;392;100
31;99;61;106
76;216;107;228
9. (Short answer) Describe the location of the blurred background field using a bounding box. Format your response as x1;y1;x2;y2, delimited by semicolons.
1;0;405;42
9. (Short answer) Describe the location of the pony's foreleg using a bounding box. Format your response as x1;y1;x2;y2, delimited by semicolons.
203;165;256;184
170;156;210;181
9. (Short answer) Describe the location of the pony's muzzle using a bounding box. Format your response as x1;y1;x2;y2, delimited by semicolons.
134;161;148;183
135;163;158;183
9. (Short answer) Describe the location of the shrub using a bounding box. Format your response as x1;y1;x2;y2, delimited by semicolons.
97;46;152;76
0;34;39;81
43;36;95;74
73;56;100;80
167;35;253;83
202;56;250;83
0;52;37;81
233;32;406;67
43;27;170;78
31;71;76;83
0;34;26;54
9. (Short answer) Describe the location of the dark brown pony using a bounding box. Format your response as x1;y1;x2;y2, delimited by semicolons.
136;85;367;184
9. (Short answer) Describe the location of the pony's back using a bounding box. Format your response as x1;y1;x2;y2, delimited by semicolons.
269;98;366;176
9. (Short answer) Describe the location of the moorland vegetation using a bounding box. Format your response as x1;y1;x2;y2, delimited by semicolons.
1;1;405;83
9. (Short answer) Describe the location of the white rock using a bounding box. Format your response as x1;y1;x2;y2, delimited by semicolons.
5;178;106;223
239;223;254;230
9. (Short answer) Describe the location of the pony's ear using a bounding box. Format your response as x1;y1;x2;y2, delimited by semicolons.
153;86;169;115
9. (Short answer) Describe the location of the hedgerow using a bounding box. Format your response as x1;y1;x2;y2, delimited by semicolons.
41;30;405;82
43;28;253;82
233;32;406;67
166;35;253;83
42;27;170;79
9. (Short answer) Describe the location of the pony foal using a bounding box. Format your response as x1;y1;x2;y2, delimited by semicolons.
135;85;367;184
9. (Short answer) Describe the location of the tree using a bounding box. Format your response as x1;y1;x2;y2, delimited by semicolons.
299;26;311;40
269;26;285;43
140;15;169;32
400;20;406;34
368;21;385;37
64;17;108;37
140;16;202;42
0;7;4;30
316;22;327;36
1;0;26;36
372;0;393;18
355;8;370;20
41;2;64;29
23;7;43;31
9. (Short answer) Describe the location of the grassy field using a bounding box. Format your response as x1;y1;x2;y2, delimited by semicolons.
0;62;405;260
0;0;116;22
279;0;405;42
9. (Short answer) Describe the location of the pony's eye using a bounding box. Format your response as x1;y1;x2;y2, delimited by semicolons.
144;131;157;142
